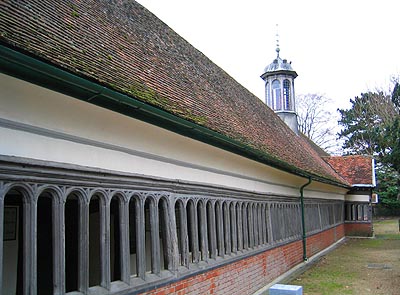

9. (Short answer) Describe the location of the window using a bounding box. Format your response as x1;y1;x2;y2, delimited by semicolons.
283;79;291;110
272;80;281;110
265;82;272;108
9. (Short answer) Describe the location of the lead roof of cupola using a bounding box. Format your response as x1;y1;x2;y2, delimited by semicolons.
264;56;296;73
262;47;297;77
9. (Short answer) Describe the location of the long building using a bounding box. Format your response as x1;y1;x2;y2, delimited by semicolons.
0;1;373;294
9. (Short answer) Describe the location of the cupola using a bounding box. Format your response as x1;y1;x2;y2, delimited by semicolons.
261;42;299;134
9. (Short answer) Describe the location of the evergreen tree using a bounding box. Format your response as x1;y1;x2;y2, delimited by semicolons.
338;91;396;158
338;81;400;213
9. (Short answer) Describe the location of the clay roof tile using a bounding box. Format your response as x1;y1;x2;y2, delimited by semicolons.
324;155;375;186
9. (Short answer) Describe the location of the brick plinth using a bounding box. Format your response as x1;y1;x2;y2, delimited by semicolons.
143;225;345;295
344;222;373;237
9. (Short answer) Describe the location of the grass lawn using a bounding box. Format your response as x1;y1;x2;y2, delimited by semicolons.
288;218;400;295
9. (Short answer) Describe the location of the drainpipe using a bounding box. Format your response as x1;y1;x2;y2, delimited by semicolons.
300;177;312;261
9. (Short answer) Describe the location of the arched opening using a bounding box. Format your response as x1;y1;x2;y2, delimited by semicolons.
242;203;248;249
272;80;281;110
197;201;206;261
247;203;253;248
280;204;285;238
260;204;266;245
215;201;224;257
89;195;101;287
265;204;270;243
128;196;138;276
236;203;243;251
2;189;25;295
256;204;263;245
37;192;54;295
270;203;276;242
230;202;237;253
345;203;351;221
158;198;169;270
357;205;363;221
175;200;186;266
253;204;259;246
65;193;80;292
287;204;293;237
222;202;230;255
110;195;122;281
206;201;216;259
144;198;152;272
279;204;286;240
186;200;197;263
363;205;369;221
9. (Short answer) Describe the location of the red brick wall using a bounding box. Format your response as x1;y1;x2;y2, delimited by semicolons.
344;222;373;237
306;224;344;257
143;224;345;295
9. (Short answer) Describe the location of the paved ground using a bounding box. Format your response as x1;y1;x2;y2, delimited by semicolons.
286;218;400;295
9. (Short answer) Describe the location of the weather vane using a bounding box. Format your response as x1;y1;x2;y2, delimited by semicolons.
275;24;280;58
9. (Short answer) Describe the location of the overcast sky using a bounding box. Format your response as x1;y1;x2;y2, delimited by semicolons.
137;0;400;111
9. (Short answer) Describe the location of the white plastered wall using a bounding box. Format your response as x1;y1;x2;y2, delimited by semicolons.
345;194;370;202
0;73;347;200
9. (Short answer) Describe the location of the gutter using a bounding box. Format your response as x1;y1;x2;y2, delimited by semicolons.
0;45;348;188
300;177;312;261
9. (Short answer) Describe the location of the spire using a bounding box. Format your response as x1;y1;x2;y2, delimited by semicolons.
275;24;280;58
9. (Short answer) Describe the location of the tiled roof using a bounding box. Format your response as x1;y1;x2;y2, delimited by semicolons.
300;134;330;158
324;155;375;187
0;0;347;186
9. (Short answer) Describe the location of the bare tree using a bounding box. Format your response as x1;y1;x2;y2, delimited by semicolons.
296;93;338;153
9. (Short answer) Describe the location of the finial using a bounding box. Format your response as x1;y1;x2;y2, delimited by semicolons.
275;24;280;58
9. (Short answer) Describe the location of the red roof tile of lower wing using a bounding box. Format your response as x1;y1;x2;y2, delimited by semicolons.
324;155;375;187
